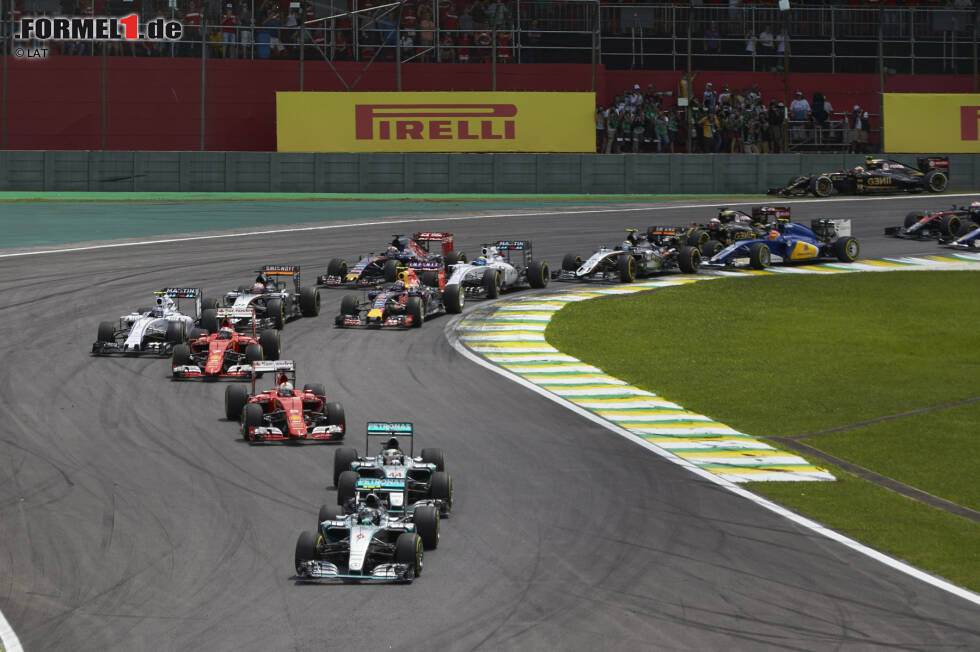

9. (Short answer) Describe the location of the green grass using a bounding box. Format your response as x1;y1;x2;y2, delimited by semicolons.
546;270;980;592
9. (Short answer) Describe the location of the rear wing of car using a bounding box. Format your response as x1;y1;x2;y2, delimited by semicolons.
811;218;852;238
354;477;409;513
751;205;792;222
918;157;949;173
217;308;257;335
366;421;414;456
250;359;296;391
413;232;455;255
259;265;301;292
646;226;685;245
157;287;202;317
490;240;533;263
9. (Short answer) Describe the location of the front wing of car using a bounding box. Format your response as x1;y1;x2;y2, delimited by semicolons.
295;560;414;582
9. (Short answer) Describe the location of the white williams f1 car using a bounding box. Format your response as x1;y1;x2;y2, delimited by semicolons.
92;288;200;355
443;240;550;313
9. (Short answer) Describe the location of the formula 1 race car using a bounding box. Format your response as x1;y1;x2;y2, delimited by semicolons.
768;157;949;197
672;205;791;256
223;361;345;444
944;221;980;249
443;240;550;312
884;201;980;240
334;267;458;328
558;229;701;283
92;288;201;356
210;265;320;331
171;309;280;380
294;490;437;582
706;219;860;269
318;233;465;288
333;422;453;517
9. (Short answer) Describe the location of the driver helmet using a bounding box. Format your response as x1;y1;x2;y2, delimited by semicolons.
278;381;293;397
970;201;980;215
151;296;172;317
383;448;403;465
358;494;383;525
474;257;487;266
251;282;265;294
708;217;722;230
391;279;406;291
218;327;234;340
386;245;401;257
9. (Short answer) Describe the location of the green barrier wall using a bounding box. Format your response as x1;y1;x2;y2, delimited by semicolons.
0;152;976;194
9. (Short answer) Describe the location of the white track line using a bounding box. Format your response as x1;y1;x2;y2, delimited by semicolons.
2;192;977;259
444;313;980;609
0;608;23;652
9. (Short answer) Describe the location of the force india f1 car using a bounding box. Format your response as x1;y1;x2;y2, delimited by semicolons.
223;361;346;444
333;422;453;517
171;309;281;380
209;265;320;331
443;240;550;312
334;267;458;328
558;229;701;283
318;233;466;288
707;219;860;269
884;201;980;240
294;489;438;583
768;157;949;197
92;288;201;356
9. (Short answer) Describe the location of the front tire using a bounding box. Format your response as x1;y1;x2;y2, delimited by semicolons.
939;215;962;238
295;531;318;574
165;321;185;344
199;308;219;334
326;258;347;278
244;343;263;365
686;229;709;247
97;321;115;343
333;446;359;487
340;295;358;316
748;242;771;269
225;384;248;421
394;532;423;576
242;403;264;439
833;237;860;263
406;296;424;328
337;470;360;506
383;259;399;282
700;239;723;258
318;504;343;525
481;269;500;298
299;287;320;317
325;401;346;434
677;246;701;274
561;253;581;272
421;448;446;472
526;260;549;288
303;383;326;397
617;255;637;282
444;284;464;314
904;211;924;229
171;344;191;375
266;298;285;329
258;329;280;360
429;471;453;511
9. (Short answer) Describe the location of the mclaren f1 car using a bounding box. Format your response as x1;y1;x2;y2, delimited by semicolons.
884;201;980;240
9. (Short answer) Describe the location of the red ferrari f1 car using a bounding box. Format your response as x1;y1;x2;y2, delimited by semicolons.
224;361;346;444
172;309;280;380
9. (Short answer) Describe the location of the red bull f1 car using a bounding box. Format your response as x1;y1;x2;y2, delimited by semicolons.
318;232;465;288
171;309;281;380
223;361;346;444
768;157;949;197
334;267;458;328
884;201;980;240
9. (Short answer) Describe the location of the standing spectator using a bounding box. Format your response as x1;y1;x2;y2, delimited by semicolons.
522;19;541;63
702;82;716;110
698;109;718;153
474;26;491;62
496;30;512;63
596;105;607;153
728;110;743;153
630;111;645;153
745;30;756;68
717;84;731;108
418;5;435;60
457;32;471;62
488;0;511;28
654;110;669;153
744;117;762;154
459;3;474;33
443;4;459;33
775;26;788;70
239;0;254;59
789;91;810;121
438;33;455;62
850;105;871;153
221;4;237;59
767;100;785;153
703;22;720;54
605;107;621;154
182;2;204;57
758;25;773;70
471;0;488;28
667;109;679;153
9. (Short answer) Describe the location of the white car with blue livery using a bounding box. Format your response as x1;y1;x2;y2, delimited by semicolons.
92;288;200;356
442;240;550;313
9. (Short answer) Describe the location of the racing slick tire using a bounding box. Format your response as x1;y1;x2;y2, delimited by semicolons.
337;471;360;506
97;321;115;343
339;295;358;316
481;269;500;299
326;258;347;277
958;221;979;237
318;504;343;526
925;170;948;193
333;447;359;487
904;211;924;229
258;329;280;360
242;403;264;441
429;471;453;511
833;237;861;263
406;296;425;327
383;259;400;283
678;246;702;274
413;505;440;551
562;254;581;272
700;239;724;258
617;254;637;283
444;284;464;314
266;298;285;329
939;214;962;238
810;175;833;197
188;327;208;341
166;321;186;344
325;401;346;434
295;531;318;574
420;270;439;288
444;251;466;274
199;308;219;334
171;344;191;375
303;383;327;398
245;343;263;365
394;532;423;577
527;260;549;288
299;286;321;317
225;384;248;421
202;296;220;312
748;242;771;269
685;229;709;247
421;448;447;472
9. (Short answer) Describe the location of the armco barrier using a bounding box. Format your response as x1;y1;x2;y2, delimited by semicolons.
0;152;976;194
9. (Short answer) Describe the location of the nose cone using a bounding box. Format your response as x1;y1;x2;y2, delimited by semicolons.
367;308;383;320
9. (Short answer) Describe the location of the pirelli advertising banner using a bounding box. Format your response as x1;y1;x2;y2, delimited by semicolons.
276;92;595;153
883;93;980;153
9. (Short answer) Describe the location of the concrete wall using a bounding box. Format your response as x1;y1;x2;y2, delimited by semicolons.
0;152;976;194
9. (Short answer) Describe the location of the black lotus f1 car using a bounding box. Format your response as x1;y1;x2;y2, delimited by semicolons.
768;157;948;197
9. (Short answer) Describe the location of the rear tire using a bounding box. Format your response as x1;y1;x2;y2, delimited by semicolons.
394;532;423;576
171;344;190;375
420;270;439;288
810;175;833;197
303;383;326;397
383;259;399;282
481;269;500;298
266;298;285;329
340;295;358;316
337;470;360;506
326;258;347;277
202;296;220;311
700;239;723;258
318;504;343;525
406;296;424;328
333;446;359;487
904;211;924;229
685;229;708;247
413;505;440;551
421;448;446;472
188;327;208;341
244;343;263;364
925;170;948;193
526;260;549;288
242;403;264;439
677;246;701;274
299;287;320;317
429;471;453;510
561;253;581;272
748;242;771;269
958;221;979;237
199;308;219;334
939;215;962;238
97;321;115;343
295;531;318;574
444;284;464;314
325;402;345;433
617;255;636;282
258;330;280;360
225;384;248;421
166;321;185;344
833;237;860;263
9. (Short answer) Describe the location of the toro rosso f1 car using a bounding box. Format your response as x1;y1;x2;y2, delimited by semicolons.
211;265;320;331
707;219;860;269
171;309;280;380
884;201;980;240
443;240;550;312
92;288;200;356
335;267;457;328
558;229;700;283
318;233;465;288
223;361;345;444
333;422;453;517
294;489;438;583
768;157;949;197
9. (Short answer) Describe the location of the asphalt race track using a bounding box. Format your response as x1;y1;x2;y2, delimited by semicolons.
1;195;978;651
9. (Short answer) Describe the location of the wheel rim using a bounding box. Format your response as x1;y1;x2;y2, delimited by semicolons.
847;240;859;259
818;178;831;195
931;174;946;191
761;248;770;265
